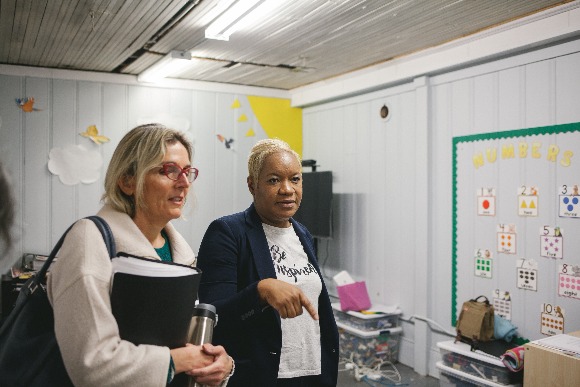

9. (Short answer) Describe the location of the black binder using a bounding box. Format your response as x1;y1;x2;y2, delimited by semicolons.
110;254;201;349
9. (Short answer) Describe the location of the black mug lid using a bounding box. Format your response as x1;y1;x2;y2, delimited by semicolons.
193;303;217;319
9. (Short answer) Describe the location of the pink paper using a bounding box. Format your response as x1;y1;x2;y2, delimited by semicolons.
337;281;371;311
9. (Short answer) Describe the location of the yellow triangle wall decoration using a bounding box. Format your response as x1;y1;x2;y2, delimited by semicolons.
231;99;241;109
238;114;248;122
247;96;303;156
245;128;255;137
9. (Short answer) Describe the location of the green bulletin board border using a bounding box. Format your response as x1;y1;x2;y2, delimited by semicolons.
451;122;580;325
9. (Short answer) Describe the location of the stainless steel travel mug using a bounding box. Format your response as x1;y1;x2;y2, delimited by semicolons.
187;303;217;387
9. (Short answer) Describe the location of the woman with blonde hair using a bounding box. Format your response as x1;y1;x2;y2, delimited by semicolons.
48;124;233;386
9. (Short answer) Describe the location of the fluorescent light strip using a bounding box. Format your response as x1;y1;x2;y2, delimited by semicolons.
205;0;266;41
137;51;192;83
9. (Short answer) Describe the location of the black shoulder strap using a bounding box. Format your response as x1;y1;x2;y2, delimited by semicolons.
35;216;116;281
87;216;116;259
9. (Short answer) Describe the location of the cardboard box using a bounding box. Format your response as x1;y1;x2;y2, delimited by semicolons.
523;330;580;387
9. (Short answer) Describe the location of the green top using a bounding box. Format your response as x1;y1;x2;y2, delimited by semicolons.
154;230;173;262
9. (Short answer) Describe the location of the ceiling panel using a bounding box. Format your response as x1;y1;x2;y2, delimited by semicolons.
0;0;574;90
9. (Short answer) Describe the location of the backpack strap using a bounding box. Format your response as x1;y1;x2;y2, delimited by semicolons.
34;216;116;285
87;216;116;259
473;295;490;305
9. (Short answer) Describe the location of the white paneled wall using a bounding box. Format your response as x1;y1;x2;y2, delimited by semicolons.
0;77;276;266
303;38;580;376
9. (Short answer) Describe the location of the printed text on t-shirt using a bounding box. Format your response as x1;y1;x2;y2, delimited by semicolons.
270;244;317;283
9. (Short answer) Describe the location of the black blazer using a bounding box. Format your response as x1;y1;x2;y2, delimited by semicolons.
197;204;339;386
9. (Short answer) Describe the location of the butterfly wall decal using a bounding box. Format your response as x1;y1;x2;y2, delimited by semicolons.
80;125;110;145
217;134;234;149
15;97;41;112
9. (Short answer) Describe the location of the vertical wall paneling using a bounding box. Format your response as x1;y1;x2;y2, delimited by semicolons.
51;79;77;244
367;94;388;302
556;51;580;124
525;60;555;128
303;81;421;370
428;82;455;374
354;102;371;281
190;91;218;253
498;67;524;130
328;106;347;277
232;96;254;213
213;93;237;220
76;81;103;218
128;85;172;126
398;90;418;313
101;83;128;170
0;75;24;256
450;79;472;136
23;77;50;255
473;73;498;133
381;93;400;302
412;76;430;375
339;104;357;282
101;82;127;234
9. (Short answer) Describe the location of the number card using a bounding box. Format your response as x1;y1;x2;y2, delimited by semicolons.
540;303;565;336
559;184;580;218
493;289;512;320
518;185;538;216
477;187;496;216
558;264;580;300
516;258;538;291
540;226;563;259
497;224;517;254
474;249;492;278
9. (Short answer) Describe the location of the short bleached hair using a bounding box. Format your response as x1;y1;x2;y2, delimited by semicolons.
102;123;193;217
247;138;301;188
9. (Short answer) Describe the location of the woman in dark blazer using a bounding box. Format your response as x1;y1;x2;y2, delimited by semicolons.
197;139;339;387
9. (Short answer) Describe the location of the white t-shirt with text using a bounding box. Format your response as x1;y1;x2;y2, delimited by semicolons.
262;223;322;379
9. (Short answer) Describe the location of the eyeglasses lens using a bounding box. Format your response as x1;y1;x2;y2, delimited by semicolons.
163;165;198;182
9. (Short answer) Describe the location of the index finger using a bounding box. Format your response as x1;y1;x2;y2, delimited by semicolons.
300;293;319;320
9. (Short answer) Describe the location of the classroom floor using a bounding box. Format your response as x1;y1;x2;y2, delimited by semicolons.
337;362;439;386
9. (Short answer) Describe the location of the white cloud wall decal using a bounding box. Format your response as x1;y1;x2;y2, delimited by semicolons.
48;144;102;185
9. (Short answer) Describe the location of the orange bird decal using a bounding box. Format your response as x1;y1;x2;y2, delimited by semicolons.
15;97;41;112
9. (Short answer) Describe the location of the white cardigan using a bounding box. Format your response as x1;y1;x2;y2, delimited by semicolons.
47;205;196;386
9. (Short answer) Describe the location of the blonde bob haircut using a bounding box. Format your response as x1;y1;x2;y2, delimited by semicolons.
247;138;301;189
102;123;193;217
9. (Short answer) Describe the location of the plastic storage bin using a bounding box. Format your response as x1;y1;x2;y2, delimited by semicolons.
331;302;401;331
437;341;522;386
338;323;402;366
437;361;521;387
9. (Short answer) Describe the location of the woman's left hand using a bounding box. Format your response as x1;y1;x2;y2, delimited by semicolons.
186;343;233;386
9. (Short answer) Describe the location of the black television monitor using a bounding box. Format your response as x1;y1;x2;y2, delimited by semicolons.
293;171;333;239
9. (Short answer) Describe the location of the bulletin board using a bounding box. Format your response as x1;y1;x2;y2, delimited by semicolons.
452;122;580;340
